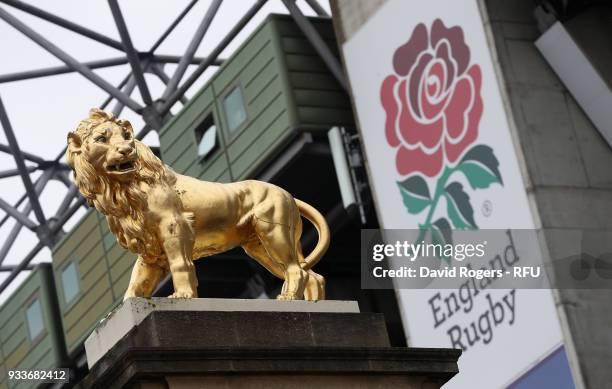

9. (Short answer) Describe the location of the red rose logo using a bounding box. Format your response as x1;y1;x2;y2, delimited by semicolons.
381;19;483;178
379;19;503;255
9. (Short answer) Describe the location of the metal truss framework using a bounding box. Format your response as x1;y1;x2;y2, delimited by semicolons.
0;0;343;294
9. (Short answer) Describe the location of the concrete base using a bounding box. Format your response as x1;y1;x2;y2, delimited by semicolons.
80;298;460;388
85;297;359;368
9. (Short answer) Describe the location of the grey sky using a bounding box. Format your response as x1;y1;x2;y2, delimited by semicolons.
0;0;331;303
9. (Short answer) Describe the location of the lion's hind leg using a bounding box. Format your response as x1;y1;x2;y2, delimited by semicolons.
242;235;310;300
248;215;308;300
242;240;284;279
278;262;309;300
295;242;325;301
303;270;325;301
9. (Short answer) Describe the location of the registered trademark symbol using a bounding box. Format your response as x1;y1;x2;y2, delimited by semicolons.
482;200;492;217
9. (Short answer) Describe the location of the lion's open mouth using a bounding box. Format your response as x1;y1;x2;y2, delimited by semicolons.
107;161;135;172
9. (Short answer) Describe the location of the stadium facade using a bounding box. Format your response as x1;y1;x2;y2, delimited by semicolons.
332;0;612;388
0;0;610;388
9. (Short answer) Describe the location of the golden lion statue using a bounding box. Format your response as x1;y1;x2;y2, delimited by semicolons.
66;108;329;300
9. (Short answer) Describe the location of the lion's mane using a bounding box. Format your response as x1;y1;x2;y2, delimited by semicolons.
66;109;176;259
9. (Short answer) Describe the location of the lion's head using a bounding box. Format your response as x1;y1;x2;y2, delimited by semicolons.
66;108;175;257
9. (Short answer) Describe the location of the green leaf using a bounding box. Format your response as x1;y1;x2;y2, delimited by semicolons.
457;161;500;189
398;175;431;198
397;176;431;214
431;218;453;246
445;182;477;229
460;145;503;186
430;218;453;262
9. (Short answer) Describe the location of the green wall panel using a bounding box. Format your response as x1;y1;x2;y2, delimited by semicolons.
226;92;286;161
65;291;113;353
53;211;98;266
51;197;139;355
110;252;135;285
212;26;273;93
159;87;215;143
293;89;351;109
285;54;328;72
288;72;339;91
275;16;353;131
233;110;292;179
191;151;227;181
0;265;65;389
112;268;133;299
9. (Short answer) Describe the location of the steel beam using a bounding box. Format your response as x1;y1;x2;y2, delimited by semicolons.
0;193;86;294
0;241;43;294
304;0;329;16
112;74;137;117
54;148;67;167
45;183;88;234
160;0;268;115
0;166;37;179
100;72;132;109
108;0;154;107
162;0;222;100
52;162;72;171
0;197;37;230
0;143;45;164
0;97;46;225
0;57;128;84
150;63;188;105
0;0;124;51
135;123;152;140
0;163;60;228
0;6;143;112
54;184;79;220
0;167;55;265
282;0;348;90
153;54;224;66
54;195;86;229
150;63;170;83
53;170;72;188
0;192;25;228
0;264;34;272
149;0;199;53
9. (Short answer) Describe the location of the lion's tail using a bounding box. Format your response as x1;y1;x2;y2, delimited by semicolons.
295;199;330;270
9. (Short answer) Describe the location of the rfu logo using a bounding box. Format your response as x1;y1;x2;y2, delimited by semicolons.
513;267;540;278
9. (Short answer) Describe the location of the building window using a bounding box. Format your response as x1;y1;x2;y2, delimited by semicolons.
25;298;44;340
61;261;79;305
195;114;218;159
223;86;247;132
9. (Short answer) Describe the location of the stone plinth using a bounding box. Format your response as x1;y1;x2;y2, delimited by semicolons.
80;298;460;388
85;297;359;368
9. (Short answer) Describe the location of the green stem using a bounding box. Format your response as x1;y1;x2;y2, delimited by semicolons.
417;166;455;241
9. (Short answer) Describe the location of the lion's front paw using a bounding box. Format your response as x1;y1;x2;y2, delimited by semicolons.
123;290;139;301
168;290;197;298
276;293;300;301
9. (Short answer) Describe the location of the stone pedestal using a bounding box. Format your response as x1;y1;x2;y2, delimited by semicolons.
80;298;460;388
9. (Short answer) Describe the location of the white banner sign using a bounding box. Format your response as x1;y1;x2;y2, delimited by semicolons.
342;0;567;387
